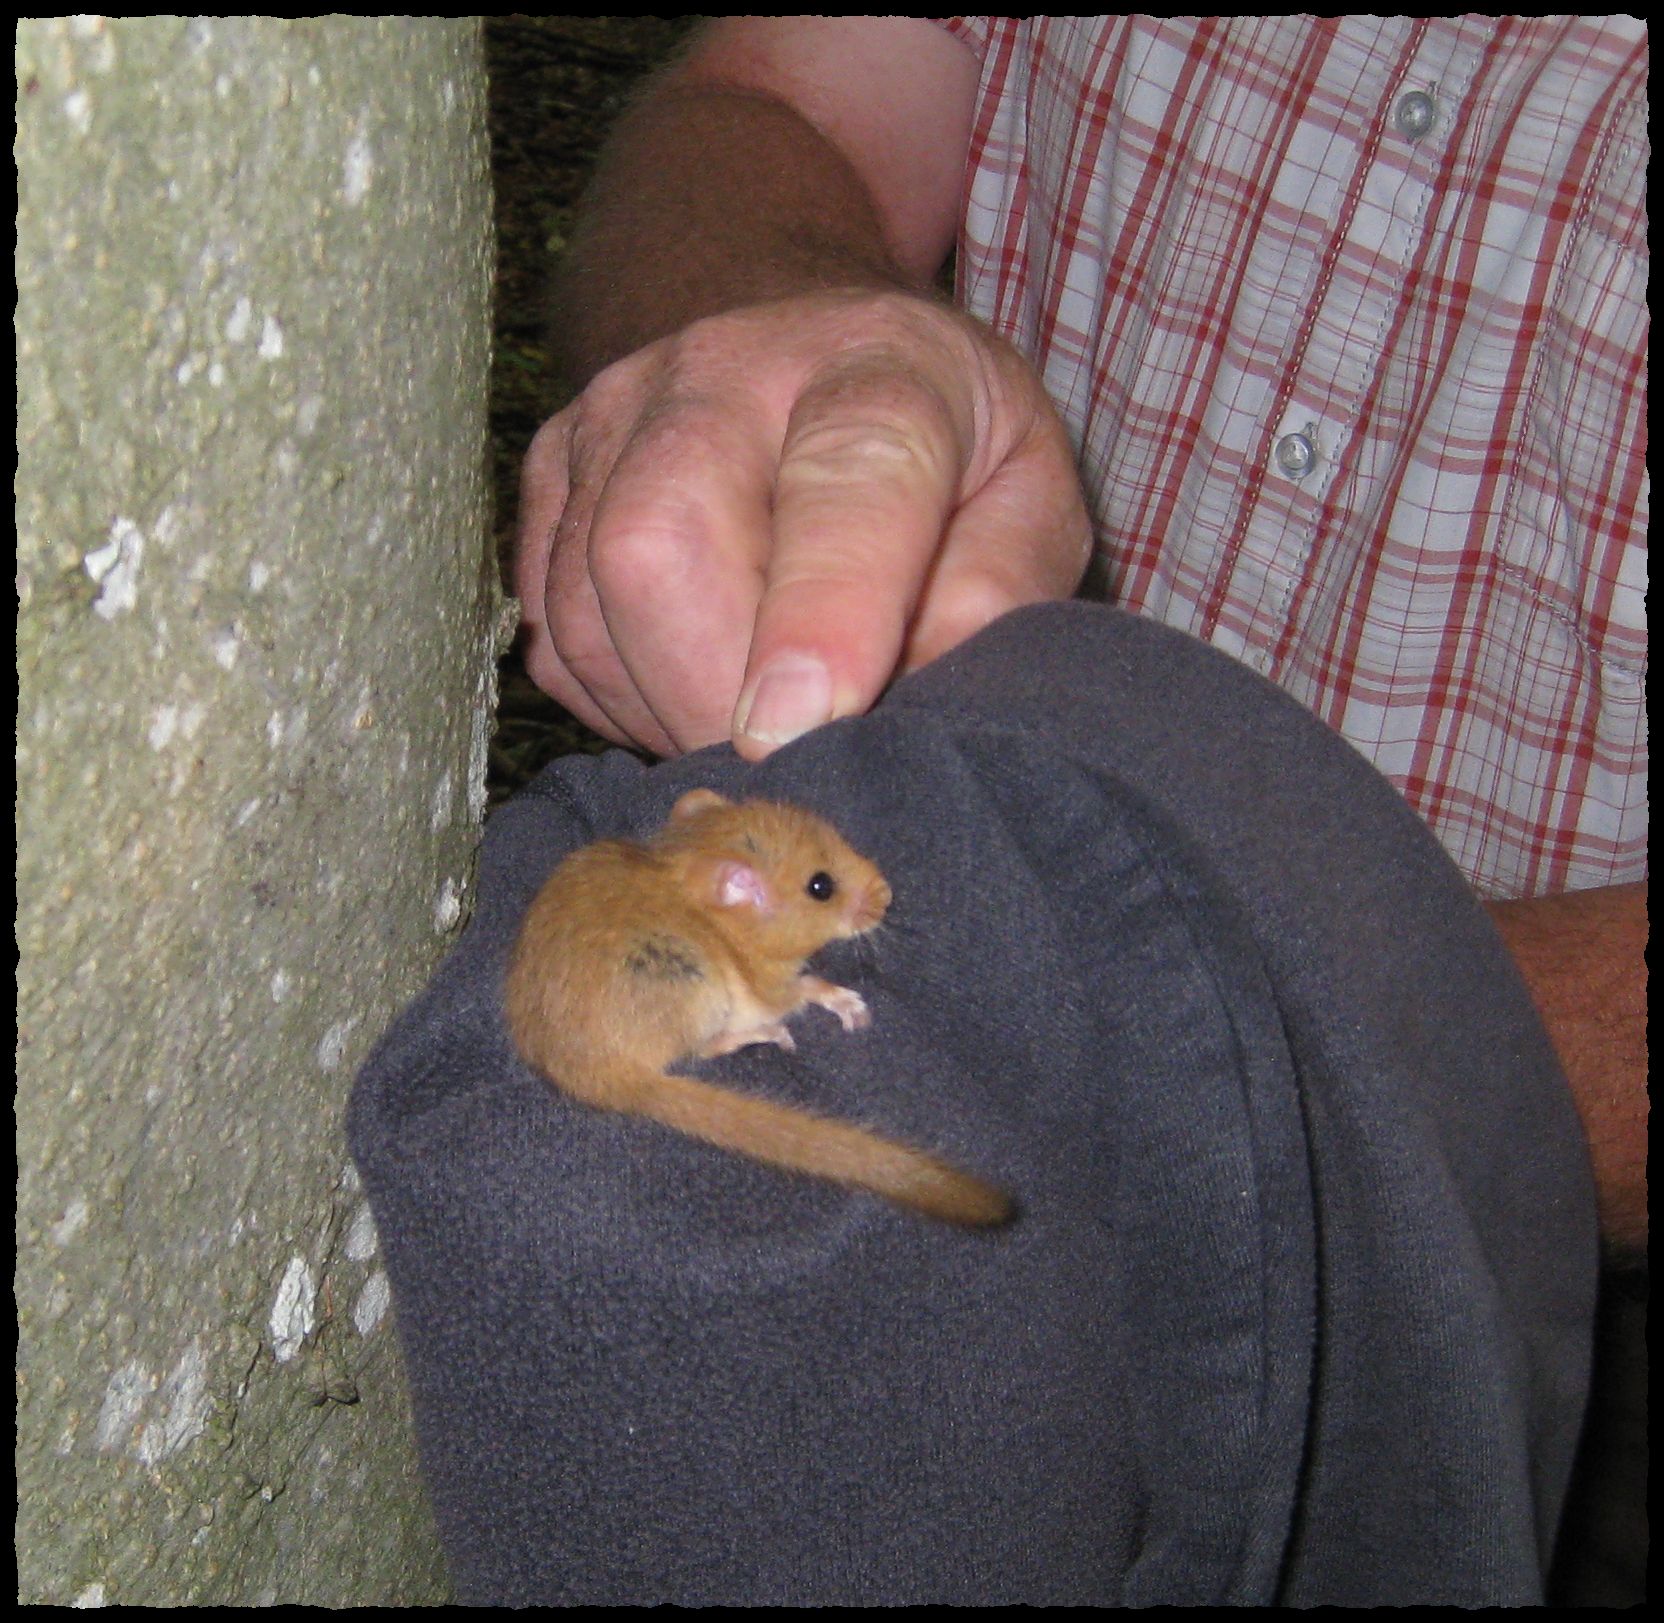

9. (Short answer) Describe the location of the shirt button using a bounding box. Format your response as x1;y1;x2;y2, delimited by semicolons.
1394;89;1437;140
1274;429;1318;479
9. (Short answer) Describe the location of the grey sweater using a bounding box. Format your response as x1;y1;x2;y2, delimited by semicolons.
349;602;1595;1605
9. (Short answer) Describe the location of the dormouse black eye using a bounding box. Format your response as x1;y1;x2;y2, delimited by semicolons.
805;871;836;902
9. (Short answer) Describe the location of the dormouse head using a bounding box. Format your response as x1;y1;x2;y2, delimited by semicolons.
660;790;891;954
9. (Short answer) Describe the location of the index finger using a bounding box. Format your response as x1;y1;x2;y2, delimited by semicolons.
584;392;781;753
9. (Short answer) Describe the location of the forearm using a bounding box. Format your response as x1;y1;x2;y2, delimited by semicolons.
553;83;917;385
1485;881;1648;1263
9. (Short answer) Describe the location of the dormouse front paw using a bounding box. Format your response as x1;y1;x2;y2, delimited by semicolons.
799;976;871;1032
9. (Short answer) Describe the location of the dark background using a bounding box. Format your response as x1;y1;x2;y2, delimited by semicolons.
477;17;1645;1605
484;15;696;804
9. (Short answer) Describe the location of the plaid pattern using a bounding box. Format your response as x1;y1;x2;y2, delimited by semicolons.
942;16;1647;900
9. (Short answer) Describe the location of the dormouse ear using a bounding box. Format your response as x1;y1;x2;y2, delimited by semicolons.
671;788;728;822
713;859;773;915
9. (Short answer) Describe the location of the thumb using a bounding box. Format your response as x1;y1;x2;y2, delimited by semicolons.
730;365;965;759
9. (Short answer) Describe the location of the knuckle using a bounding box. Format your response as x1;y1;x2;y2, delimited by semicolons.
582;345;659;413
524;402;574;464
566;353;679;467
832;287;960;350
662;314;752;378
785;367;962;492
589;514;705;600
784;413;952;490
566;392;628;476
936;569;1028;640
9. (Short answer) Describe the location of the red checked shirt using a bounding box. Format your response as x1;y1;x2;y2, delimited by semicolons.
940;16;1647;901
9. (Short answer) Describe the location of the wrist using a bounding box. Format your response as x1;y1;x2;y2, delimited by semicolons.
554;84;918;382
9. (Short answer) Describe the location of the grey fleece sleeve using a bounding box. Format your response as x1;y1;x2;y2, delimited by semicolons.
349;602;1595;1606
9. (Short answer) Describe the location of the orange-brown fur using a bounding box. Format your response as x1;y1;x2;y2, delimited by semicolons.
504;789;1012;1227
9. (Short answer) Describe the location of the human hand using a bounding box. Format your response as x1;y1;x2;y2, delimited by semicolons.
514;288;1093;759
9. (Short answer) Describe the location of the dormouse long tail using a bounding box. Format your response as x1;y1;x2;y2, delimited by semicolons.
592;1063;1013;1228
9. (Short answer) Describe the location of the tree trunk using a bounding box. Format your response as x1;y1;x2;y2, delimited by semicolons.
16;17;498;1604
